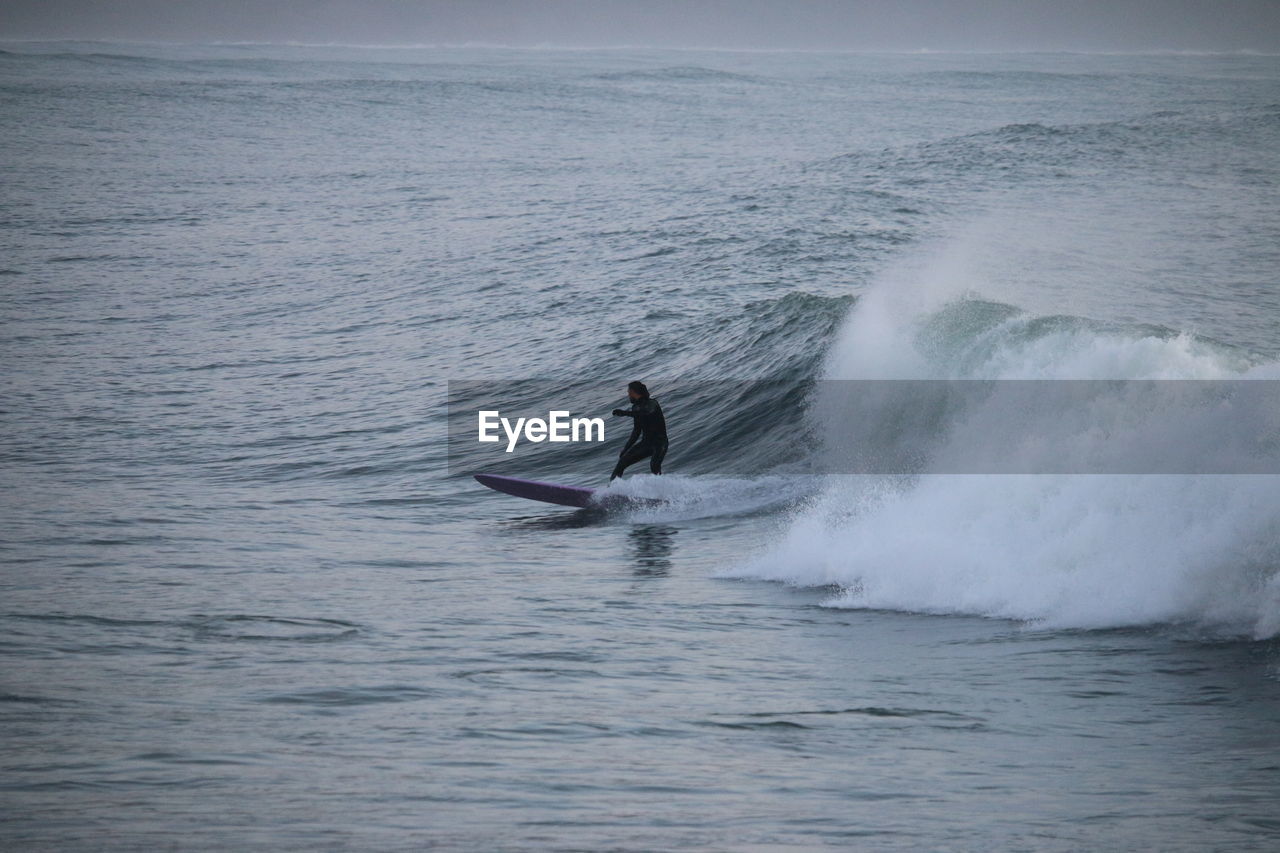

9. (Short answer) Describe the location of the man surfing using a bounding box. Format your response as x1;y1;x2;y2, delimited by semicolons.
610;381;667;481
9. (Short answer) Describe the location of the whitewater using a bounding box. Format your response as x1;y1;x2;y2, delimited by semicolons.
2;42;1279;851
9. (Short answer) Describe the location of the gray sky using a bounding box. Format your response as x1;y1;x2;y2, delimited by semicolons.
2;1;1279;52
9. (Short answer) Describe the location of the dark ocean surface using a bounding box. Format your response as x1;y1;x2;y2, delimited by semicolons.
2;42;1279;850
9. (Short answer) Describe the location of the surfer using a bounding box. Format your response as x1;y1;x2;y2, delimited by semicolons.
610;381;667;481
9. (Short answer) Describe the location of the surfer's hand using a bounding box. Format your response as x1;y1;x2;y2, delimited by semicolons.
612;408;628;417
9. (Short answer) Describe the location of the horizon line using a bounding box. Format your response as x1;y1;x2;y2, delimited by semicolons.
2;37;1277;58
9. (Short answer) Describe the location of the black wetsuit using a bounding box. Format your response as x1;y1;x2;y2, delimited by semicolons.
610;397;668;480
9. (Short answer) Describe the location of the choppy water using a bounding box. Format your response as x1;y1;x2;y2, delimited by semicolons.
2;42;1280;850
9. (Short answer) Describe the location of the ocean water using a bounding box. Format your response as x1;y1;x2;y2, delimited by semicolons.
2;41;1280;850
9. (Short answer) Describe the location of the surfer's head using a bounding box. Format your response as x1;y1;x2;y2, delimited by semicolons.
627;380;649;401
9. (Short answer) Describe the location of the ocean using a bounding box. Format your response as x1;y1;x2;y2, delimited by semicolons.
2;41;1279;850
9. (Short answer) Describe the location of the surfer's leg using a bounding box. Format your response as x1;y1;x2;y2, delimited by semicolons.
611;443;653;481
649;440;667;475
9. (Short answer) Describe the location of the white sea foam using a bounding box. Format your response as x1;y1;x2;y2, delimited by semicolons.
602;473;818;521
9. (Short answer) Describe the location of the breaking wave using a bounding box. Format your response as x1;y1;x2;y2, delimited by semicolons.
731;231;1280;639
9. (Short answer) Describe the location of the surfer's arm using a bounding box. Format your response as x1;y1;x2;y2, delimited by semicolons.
621;421;640;454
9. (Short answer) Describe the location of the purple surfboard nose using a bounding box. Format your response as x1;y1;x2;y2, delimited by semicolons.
474;473;599;508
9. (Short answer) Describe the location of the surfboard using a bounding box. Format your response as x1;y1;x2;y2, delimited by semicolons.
474;473;661;509
474;473;601;508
